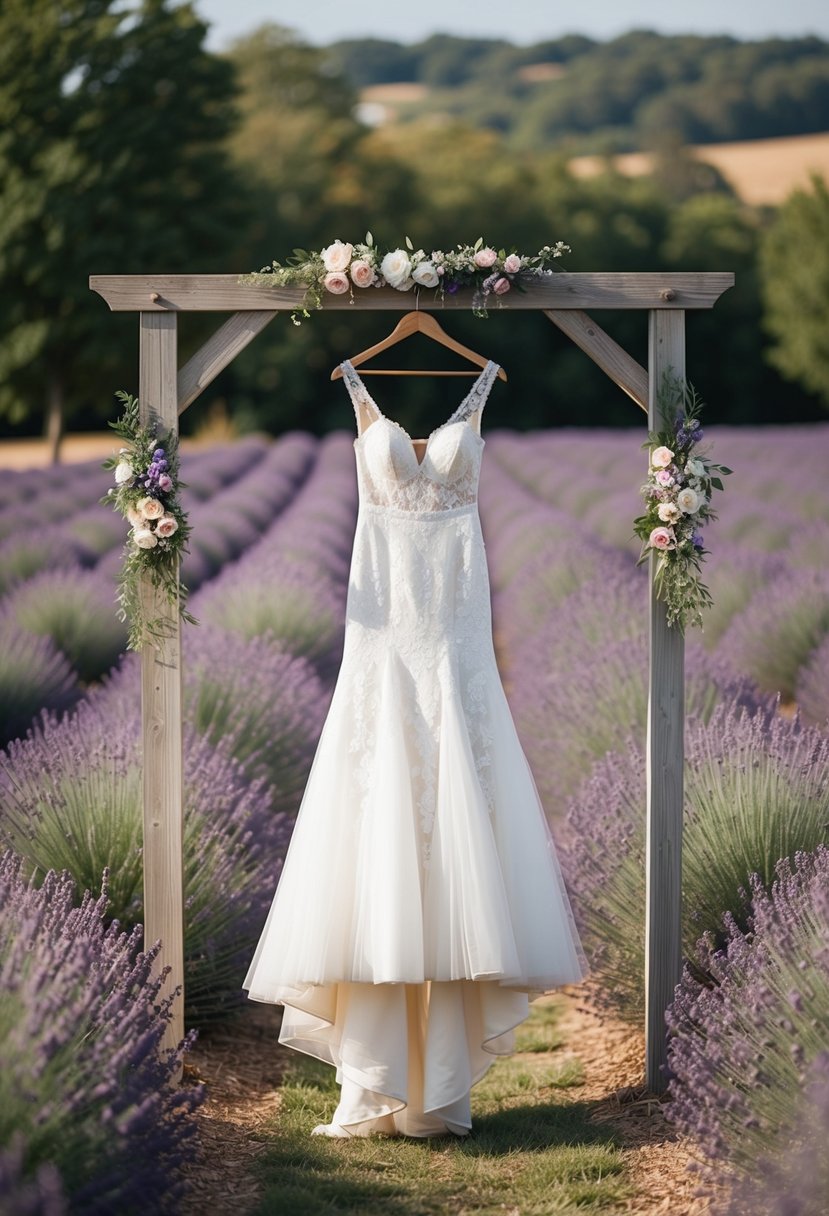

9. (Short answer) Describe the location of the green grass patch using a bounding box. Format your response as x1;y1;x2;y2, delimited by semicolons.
251;996;631;1215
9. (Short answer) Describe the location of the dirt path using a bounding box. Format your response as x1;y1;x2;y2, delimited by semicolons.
178;987;711;1215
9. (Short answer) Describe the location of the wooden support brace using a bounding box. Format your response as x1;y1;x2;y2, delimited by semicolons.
544;309;648;411
644;310;686;1095
138;311;185;1076
177;310;277;414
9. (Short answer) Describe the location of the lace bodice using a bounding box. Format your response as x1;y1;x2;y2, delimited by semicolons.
340;359;501;513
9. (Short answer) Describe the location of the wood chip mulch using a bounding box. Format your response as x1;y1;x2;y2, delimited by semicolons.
175;987;725;1216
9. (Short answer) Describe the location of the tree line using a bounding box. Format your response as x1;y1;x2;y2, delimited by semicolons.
0;5;827;456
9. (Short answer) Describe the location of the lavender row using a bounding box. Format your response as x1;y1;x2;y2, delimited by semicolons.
0;850;204;1214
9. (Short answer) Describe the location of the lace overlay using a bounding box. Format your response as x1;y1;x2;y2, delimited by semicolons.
242;357;591;994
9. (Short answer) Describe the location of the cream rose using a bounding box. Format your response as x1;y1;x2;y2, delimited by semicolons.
474;247;497;268
677;487;701;514
412;261;440;288
156;514;179;538
127;506;144;528
321;240;353;273
114;460;134;485
133;527;158;549
350;259;376;288
503;253;521;274
380;249;413;289
649;526;676;550
651;446;675;468
657;502;681;524
138;495;164;520
323;271;350;295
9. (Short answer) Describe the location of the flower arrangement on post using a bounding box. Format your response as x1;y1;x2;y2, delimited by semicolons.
240;233;570;324
633;373;731;633
100;390;196;650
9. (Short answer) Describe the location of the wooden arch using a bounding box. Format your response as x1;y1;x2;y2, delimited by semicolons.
89;271;733;1093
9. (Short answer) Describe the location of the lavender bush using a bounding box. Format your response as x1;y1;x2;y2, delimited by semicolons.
0;619;80;746
797;633;829;730
0;850;204;1213
0;690;291;1023
0;529;93;595
719;568;829;700
562;702;828;1023
3;569;127;683
0;1135;66;1216
665;847;829;1206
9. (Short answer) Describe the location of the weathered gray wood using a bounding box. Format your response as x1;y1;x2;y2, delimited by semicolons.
89;272;734;313
177;310;277;414
544;309;648;411
645;310;686;1095
138;311;185;1076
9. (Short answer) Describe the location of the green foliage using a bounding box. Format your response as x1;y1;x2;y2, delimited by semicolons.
0;0;253;435
760;174;829;410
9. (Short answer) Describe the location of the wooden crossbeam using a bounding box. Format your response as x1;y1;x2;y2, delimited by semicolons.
89;272;734;313
544;309;648;411
177;311;277;414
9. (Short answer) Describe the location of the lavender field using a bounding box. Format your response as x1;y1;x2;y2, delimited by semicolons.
1;422;828;1213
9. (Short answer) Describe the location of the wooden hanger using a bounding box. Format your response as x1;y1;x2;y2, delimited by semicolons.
330;311;507;381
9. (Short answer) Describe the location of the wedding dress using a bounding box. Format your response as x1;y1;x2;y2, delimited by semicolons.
242;359;590;1137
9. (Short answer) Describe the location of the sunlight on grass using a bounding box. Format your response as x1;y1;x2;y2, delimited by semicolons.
252;996;632;1215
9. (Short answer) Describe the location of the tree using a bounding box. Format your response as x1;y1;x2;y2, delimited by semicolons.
759;174;829;410
0;0;253;458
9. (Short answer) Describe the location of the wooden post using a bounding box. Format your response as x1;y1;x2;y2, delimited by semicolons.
138;312;185;1072
645;310;686;1094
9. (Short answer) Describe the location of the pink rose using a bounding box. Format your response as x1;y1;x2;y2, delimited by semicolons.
651;445;675;468
649;526;676;550
321;240;353;273
655;469;674;486
503;253;521;273
138;495;164;520
474;247;497;268
493;277;511;295
323;271;350;295
350;259;376;288
158;473;173;492
156;514;179;538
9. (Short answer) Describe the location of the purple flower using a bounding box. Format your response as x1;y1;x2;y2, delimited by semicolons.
446;281;459;294
153;448;165;459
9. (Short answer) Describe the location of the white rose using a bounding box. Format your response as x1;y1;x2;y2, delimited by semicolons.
321;240;353;273
133;527;158;549
657;502;681;524
155;514;178;538
127;506;144;528
114;460;134;484
380;249;413;289
677;487;701;514
686;458;705;478
412;261;440;288
651;446;675;469
138;495;164;520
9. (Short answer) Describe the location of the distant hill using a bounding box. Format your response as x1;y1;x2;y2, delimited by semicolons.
326;31;829;152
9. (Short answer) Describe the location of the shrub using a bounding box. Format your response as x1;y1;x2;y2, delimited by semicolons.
719;568;829;700
0;620;80;746
0;694;292;1024
562;701;827;1023
0;531;92;596
0;850;204;1213
665;847;829;1205
796;633;829;730
3;569;127;683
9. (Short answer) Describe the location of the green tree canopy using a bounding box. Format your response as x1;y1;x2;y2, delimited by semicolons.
759;174;829;410
0;0;252;453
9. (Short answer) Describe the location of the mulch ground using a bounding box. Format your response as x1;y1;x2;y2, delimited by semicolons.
177;986;718;1216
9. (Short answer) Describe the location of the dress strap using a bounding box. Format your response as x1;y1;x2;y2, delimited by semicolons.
339;360;380;437
445;361;501;435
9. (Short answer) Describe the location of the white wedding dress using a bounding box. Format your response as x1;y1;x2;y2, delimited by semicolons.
243;359;590;1137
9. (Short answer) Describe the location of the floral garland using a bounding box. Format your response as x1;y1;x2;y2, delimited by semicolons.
634;373;731;634
100;391;196;651
240;233;570;324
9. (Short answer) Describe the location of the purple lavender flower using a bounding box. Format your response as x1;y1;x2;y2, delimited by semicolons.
0;849;204;1212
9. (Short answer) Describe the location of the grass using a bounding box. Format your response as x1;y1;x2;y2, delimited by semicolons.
251;997;633;1215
